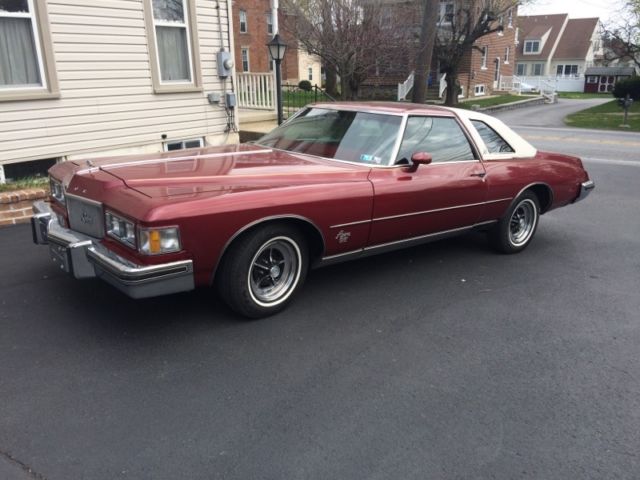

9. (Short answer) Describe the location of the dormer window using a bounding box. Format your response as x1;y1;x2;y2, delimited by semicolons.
524;40;540;54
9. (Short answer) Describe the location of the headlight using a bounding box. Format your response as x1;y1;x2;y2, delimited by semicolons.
105;211;136;248
138;226;181;255
49;177;66;205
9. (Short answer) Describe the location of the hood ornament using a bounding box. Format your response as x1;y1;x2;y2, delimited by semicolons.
86;159;95;167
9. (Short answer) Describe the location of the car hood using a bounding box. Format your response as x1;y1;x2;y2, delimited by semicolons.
74;144;370;198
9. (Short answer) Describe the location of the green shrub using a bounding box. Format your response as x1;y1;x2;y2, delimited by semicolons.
298;80;312;91
612;77;640;100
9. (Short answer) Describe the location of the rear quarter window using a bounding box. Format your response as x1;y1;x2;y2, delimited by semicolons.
471;120;515;154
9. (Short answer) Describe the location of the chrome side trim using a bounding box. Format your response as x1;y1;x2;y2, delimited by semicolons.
372;198;512;223
317;220;496;268
329;198;512;229
330;219;372;229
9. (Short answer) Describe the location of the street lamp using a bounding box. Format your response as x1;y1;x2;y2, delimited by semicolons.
267;33;287;125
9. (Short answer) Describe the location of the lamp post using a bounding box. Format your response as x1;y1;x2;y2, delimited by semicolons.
267;34;287;125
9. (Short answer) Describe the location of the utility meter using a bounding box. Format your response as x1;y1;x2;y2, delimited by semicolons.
217;51;234;78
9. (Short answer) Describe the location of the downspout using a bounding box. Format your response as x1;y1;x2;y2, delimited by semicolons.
222;0;239;131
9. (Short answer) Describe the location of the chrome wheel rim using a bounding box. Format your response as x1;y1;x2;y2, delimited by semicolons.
248;236;301;307
509;199;537;247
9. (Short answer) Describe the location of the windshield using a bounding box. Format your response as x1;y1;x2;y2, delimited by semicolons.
256;108;403;165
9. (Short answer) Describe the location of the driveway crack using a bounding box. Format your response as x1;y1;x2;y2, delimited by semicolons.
0;449;47;480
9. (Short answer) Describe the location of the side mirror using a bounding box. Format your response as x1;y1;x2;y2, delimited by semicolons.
406;152;432;171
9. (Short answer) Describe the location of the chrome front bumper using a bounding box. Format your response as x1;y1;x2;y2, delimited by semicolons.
31;201;194;299
575;180;595;203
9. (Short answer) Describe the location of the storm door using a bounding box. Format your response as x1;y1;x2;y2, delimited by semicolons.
367;115;488;247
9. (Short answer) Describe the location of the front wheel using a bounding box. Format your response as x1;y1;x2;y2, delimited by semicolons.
490;191;540;254
217;224;308;318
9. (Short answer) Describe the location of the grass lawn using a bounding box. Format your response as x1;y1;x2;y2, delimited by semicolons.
557;92;613;100
457;94;532;109
0;176;49;193
564;100;640;131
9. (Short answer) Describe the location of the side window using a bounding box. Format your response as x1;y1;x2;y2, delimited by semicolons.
0;0;59;101
471;120;514;153
145;0;202;93
396;116;477;164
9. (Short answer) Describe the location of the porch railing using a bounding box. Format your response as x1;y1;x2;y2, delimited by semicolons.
397;71;415;101
237;72;275;110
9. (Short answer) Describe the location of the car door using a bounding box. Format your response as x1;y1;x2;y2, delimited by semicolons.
367;115;488;246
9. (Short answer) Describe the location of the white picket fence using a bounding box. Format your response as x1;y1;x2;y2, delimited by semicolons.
237;72;276;110
515;75;584;93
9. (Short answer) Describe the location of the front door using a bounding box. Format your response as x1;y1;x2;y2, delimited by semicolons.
367;115;488;247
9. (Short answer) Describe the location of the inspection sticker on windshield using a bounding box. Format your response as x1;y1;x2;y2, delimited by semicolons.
360;154;382;164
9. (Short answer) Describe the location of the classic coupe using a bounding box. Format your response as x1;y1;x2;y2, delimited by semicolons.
32;102;594;318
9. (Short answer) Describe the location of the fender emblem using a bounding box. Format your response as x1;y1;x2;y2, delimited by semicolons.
335;230;351;244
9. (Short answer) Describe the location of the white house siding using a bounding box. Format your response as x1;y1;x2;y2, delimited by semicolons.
0;0;238;166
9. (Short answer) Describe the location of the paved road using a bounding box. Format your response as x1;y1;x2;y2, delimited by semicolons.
1;103;640;479
493;98;640;166
493;98;611;128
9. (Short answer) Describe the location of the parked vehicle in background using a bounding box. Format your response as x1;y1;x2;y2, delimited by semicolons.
32;103;594;318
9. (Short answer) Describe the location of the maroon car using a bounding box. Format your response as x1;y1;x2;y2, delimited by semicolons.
32;102;594;317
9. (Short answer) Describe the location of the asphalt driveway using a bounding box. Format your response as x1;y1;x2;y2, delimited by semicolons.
1;156;639;479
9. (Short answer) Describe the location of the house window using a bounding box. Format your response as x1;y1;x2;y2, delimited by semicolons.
268;55;273;71
239;10;247;33
507;8;513;28
516;63;526;76
146;0;201;92
556;64;579;77
587;76;598;84
241;48;250;71
0;0;58;100
474;84;485;96
515;27;519;45
524;40;540;54
439;0;454;23
504;46;510;64
481;46;488;69
532;63;544;76
308;67;313;81
266;12;272;35
497;15;504;34
165;137;204;151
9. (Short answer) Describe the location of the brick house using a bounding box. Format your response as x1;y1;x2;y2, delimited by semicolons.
363;0;519;100
514;15;603;78
231;0;321;84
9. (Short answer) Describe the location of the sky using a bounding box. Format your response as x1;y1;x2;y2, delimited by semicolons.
518;0;628;23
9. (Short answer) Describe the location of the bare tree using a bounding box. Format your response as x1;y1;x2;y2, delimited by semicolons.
411;0;440;103
436;0;520;106
603;1;640;70
281;0;410;100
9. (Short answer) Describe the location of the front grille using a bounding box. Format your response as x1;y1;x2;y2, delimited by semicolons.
67;195;105;238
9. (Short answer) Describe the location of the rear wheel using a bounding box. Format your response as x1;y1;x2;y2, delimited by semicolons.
490;191;540;254
217;224;308;318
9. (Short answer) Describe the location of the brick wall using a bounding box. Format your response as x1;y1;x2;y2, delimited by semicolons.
0;189;48;227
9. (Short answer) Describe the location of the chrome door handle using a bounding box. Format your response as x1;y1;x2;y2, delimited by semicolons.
470;172;486;178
